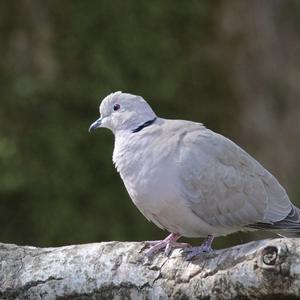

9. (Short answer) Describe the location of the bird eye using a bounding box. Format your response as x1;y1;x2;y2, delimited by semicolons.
113;103;120;111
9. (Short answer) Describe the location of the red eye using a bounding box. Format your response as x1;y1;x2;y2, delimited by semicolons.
113;103;120;111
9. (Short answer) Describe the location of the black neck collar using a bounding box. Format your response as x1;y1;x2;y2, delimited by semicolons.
132;117;157;133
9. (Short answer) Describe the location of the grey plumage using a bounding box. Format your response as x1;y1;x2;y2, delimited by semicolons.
89;91;299;256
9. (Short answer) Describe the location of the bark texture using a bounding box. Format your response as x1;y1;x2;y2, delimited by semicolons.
1;238;300;299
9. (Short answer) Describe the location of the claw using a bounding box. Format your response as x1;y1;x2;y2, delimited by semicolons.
144;233;190;258
182;235;214;260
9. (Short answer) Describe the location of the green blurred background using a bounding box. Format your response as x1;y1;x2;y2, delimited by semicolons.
0;0;299;248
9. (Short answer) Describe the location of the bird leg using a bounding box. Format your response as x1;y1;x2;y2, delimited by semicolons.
183;235;214;260
144;233;190;257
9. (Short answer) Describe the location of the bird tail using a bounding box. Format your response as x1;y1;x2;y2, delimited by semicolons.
247;205;300;236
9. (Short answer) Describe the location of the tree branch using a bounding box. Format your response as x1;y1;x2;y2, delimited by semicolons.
1;238;300;299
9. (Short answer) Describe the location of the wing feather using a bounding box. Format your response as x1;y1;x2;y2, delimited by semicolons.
176;125;292;230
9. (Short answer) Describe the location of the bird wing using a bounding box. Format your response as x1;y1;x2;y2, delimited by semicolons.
175;124;292;229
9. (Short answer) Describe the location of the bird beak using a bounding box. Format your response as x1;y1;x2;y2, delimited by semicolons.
89;117;102;132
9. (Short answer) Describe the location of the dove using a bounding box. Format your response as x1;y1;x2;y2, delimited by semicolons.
89;91;299;260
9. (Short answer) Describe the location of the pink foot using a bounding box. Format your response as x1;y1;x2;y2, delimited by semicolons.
183;235;214;260
144;233;190;257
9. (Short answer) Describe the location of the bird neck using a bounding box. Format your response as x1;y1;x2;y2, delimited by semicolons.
132;117;157;133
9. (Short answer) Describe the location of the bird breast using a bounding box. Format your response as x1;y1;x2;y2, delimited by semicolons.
113;132;178;215
111;128;218;237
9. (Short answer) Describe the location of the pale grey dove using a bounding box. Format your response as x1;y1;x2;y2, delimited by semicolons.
89;91;299;260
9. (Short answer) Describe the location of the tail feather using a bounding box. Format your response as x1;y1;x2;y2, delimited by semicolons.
247;205;300;232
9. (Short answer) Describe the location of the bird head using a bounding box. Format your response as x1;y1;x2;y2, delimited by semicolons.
89;91;156;134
